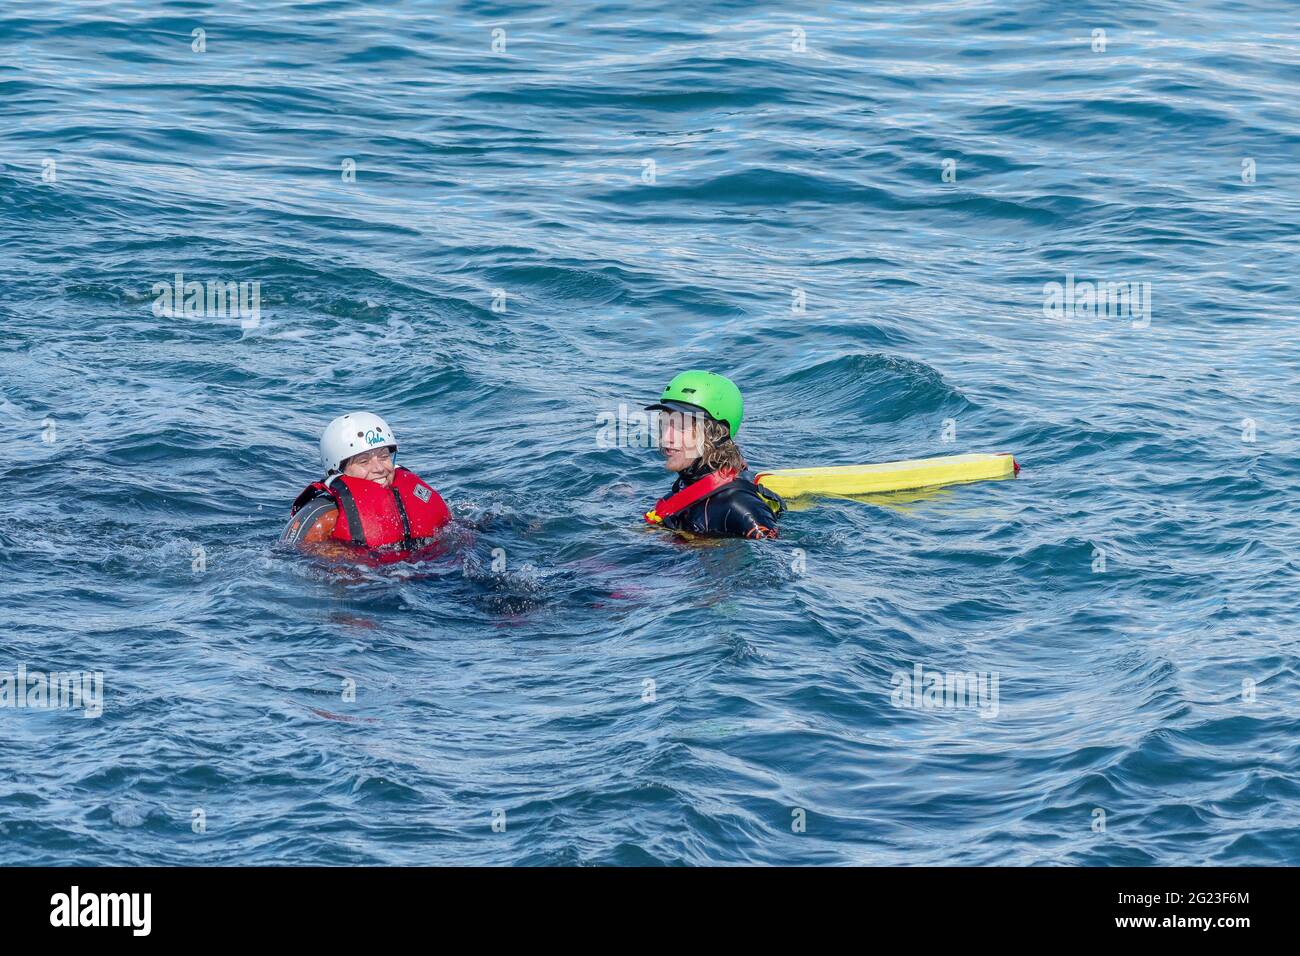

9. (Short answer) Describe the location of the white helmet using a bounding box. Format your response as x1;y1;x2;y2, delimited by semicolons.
320;412;398;475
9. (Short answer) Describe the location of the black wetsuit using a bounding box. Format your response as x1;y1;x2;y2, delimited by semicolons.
658;463;781;539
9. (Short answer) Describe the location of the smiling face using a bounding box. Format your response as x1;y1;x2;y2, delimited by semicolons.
657;410;706;473
342;445;396;487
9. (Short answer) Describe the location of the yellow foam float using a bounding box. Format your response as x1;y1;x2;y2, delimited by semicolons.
754;452;1018;500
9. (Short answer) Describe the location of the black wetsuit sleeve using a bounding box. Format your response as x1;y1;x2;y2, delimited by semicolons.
281;498;337;544
715;485;780;539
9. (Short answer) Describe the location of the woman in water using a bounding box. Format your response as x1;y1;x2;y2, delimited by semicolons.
643;371;780;539
282;412;451;560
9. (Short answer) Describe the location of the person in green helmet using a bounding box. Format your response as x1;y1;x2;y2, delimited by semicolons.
643;371;781;539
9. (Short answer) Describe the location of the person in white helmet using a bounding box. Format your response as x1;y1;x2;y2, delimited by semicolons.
282;412;451;561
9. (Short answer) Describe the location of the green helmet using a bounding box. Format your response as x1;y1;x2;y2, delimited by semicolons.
645;370;744;439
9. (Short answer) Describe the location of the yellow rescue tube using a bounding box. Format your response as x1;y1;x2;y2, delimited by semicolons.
754;452;1018;500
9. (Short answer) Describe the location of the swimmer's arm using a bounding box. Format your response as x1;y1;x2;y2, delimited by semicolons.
281;499;340;546
723;492;779;540
285;504;359;560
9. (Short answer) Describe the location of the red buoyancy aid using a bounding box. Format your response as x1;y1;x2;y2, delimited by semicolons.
291;466;451;550
644;468;737;524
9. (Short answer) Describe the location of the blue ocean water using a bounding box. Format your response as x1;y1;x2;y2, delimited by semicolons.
2;0;1298;866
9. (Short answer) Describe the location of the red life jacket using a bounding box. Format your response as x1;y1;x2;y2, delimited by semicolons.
644;468;737;524
291;466;451;552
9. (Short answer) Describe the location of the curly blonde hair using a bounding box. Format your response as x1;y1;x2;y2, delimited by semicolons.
696;418;746;473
